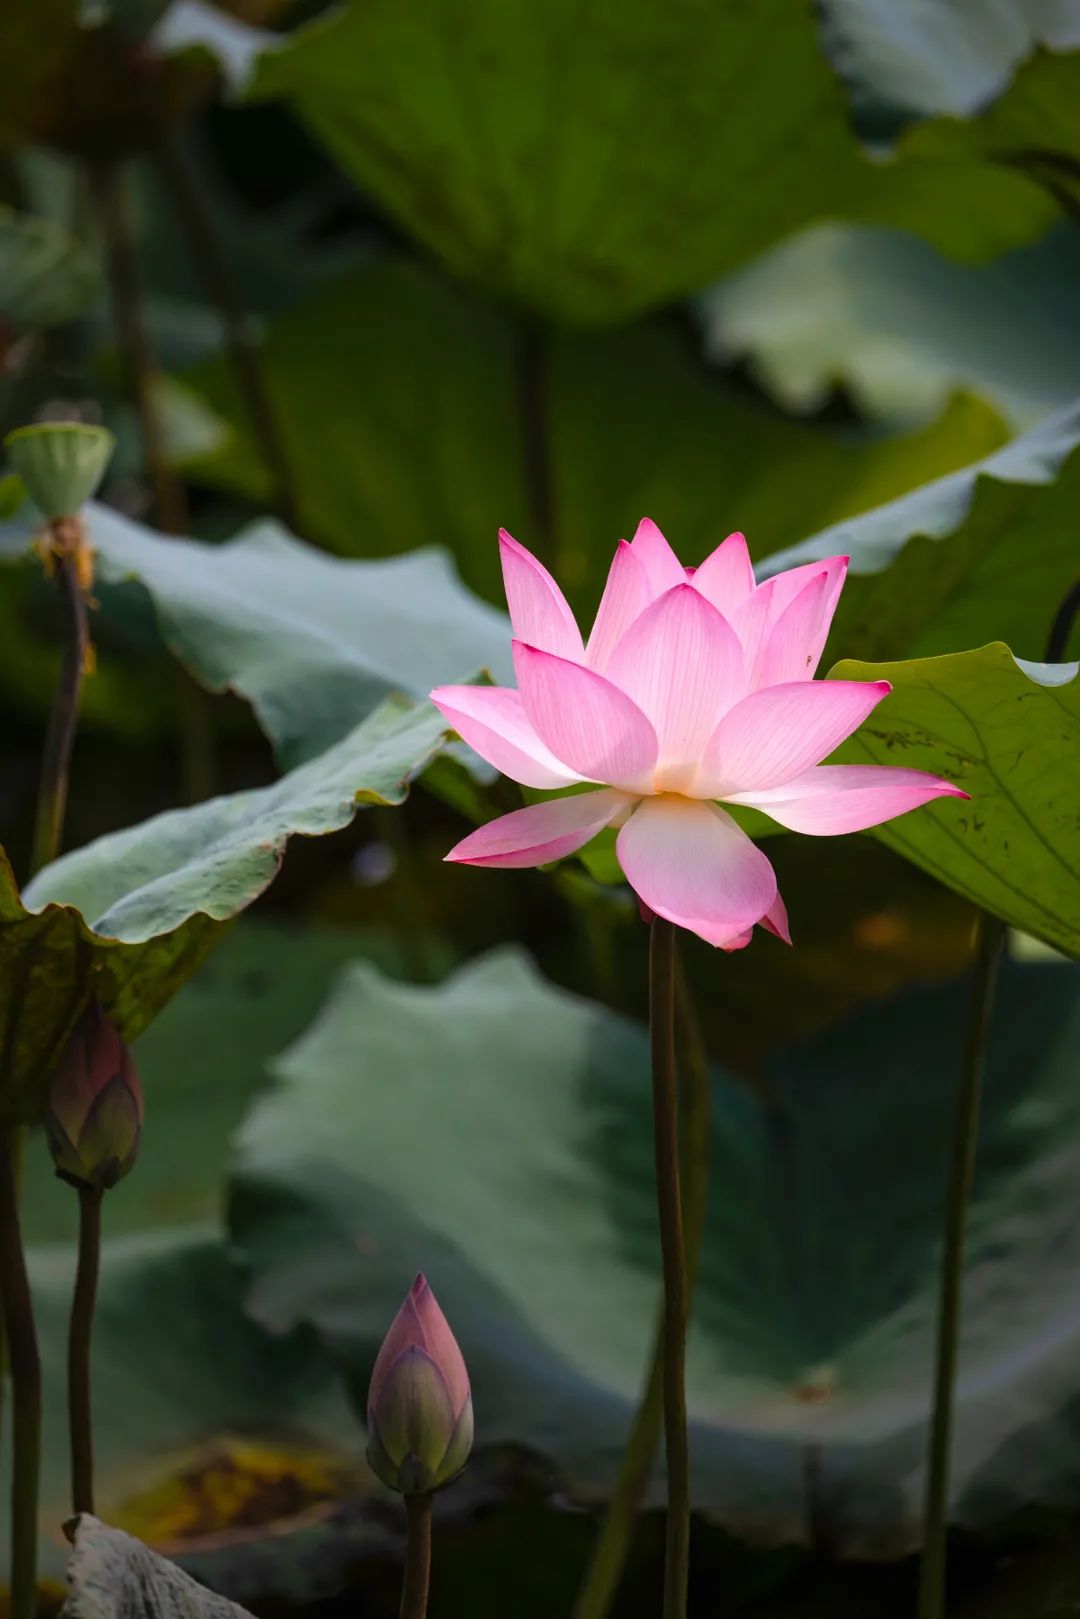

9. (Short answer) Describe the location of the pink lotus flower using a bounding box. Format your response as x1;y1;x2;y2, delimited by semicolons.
367;1274;473;1495
431;522;966;950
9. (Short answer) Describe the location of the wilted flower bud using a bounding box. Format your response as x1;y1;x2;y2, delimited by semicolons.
46;1003;142;1192
366;1274;473;1495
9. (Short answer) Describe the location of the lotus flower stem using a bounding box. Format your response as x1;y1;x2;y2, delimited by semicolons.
400;1492;433;1619
68;1185;103;1516
152;133;300;533
649;917;690;1618
917;913;1004;1619
571;960;710;1619
919;577;1077;1619
31;547;90;875
0;1133;41;1619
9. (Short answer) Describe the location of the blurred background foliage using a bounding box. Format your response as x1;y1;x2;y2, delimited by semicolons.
1;0;1079;1614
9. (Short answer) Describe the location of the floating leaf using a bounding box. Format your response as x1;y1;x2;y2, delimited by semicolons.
829;646;1080;957
764;402;1080;664
0;693;448;1127
230;947;1080;1553
248;2;1065;322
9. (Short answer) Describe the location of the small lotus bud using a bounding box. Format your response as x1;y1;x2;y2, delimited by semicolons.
46;1003;142;1192
4;422;114;519
366;1274;473;1495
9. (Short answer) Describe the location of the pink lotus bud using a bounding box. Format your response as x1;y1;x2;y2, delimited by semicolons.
45;1003;142;1192
366;1274;473;1495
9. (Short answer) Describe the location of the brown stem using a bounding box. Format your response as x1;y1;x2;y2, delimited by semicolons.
399;1492;432;1619
152;134;299;531
92;160;188;534
0;1133;41;1619
570;956;710;1619
32;546;90;874
68;1185;103;1517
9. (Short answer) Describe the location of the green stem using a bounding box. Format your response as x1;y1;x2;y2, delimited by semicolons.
31;550;90;875
649;918;690;1619
916;915;1004;1619
399;1492;433;1619
570;959;710;1619
0;1133;41;1619
68;1185;103;1517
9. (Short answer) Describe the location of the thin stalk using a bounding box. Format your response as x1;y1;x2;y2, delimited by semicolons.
68;1185;103;1516
649;918;690;1619
0;1133;41;1619
399;1492;433;1619
153;134;299;530
916;914;1004;1619
32;548;90;875
918;572;1080;1618
571;958;710;1619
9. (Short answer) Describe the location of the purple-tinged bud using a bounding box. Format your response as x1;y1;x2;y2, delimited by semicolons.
45;1003;142;1192
366;1274;473;1495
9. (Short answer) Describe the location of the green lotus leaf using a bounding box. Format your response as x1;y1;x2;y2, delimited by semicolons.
185;258;1008;613
828;645;1080;957
247;1;1069;323
699;223;1080;429
0;490;511;766
230;946;1080;1553
765;402;1080;665
0;693;448;1127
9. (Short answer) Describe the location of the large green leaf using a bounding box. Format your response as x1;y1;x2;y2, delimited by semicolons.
248;1;1067;323
829;646;1080;958
764;402;1080;664
699;222;1080;429
230;946;1080;1553
187;259;1008;612
0;694;448;1127
82;499;509;765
